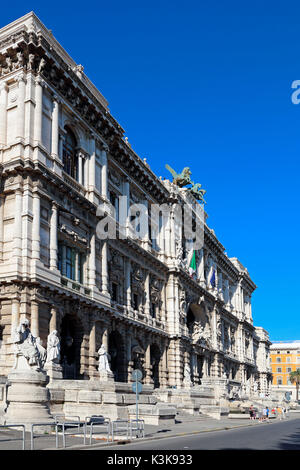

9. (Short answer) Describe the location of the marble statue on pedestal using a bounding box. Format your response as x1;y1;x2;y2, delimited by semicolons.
6;318;53;427
13;319;44;370
98;344;112;372
183;363;192;386
46;330;61;364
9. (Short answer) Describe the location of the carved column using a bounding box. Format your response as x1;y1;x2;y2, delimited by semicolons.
49;202;58;269
34;77;43;145
0;195;4;261
127;330;133;378
89;232;96;288
89;317;97;378
0;81;8;147
51;96;59;158
11;297;20;339
101;148;108;199
145;341;153;384
160;341;168;387
144;272;150;317
49;306;57;332
30;299;39;338
16;74;26;141
142;199;150;250
125;258;131;309
13;189;22;258
89;136;96;192
197;248;205;285
78;152;83;185
101;323;109;351
101;241;109;294
32;192;40;260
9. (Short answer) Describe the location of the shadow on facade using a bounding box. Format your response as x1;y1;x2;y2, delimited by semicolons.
60;314;84;379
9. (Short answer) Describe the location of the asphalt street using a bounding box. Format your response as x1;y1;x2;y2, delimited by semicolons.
100;417;300;451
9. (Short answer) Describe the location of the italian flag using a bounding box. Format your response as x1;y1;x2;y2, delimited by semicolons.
189;250;197;277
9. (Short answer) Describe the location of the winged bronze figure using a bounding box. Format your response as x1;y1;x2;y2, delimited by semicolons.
165;164;206;204
165;164;192;187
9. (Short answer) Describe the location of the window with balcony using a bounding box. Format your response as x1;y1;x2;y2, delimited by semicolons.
58;243;85;283
63;127;78;181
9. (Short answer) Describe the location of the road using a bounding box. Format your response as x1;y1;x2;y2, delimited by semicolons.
100;417;300;450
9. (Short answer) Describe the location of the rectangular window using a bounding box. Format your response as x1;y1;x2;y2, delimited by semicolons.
133;293;139;310
66;246;75;280
112;282;118;302
58;242;84;283
151;303;156;318
109;192;119;222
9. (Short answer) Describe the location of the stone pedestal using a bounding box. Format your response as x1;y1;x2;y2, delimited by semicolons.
127;403;177;425
44;362;63;381
99;370;115;382
5;356;53;429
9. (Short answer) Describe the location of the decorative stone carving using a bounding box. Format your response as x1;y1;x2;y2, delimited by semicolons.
175;239;187;269
191;319;212;348
12;319;44;371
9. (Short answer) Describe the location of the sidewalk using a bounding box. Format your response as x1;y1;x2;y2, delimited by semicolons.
0;414;294;450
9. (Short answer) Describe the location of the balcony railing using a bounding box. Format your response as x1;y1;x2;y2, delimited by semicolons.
62;171;87;197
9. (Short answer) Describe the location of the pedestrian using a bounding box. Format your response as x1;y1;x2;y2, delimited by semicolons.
262;407;268;422
282;406;286;419
266;406;270;421
249;405;254;420
258;409;263;423
277;406;282;420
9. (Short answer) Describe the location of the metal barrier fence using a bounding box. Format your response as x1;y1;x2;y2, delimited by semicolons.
111;419;130;442
1;417;145;449
0;424;25;450
130;419;145;439
84;416;111;445
54;415;82;448
30;423;58;450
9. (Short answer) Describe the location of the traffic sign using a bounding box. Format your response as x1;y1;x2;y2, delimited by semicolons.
132;369;143;381
132;381;143;394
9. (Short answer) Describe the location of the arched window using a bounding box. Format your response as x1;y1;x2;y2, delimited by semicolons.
277;376;283;385
63;127;78;180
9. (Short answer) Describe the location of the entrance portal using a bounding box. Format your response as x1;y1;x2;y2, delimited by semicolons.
60;314;84;379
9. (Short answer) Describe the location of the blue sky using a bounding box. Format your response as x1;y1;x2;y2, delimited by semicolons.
1;1;300;341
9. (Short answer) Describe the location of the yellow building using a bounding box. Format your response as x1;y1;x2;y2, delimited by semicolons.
270;341;300;401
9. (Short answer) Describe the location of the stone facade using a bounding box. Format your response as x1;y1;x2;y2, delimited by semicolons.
0;13;272;419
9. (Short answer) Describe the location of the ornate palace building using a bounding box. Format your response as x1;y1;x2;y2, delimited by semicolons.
0;13;272;419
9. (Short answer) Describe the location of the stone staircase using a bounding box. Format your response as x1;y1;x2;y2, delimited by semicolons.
175;409;212;423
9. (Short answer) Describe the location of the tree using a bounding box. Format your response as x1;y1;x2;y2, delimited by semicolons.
289;369;300;402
